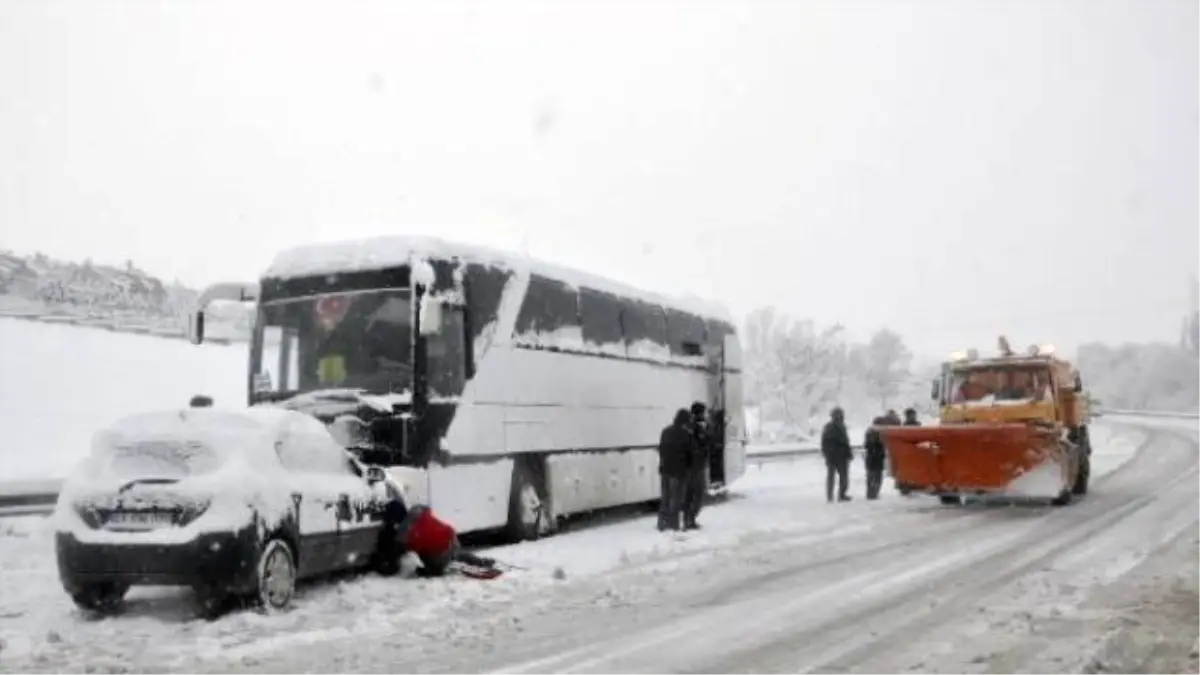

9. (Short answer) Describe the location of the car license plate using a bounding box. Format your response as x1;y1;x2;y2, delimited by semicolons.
106;511;174;530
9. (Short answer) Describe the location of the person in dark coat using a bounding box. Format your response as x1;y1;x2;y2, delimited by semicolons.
657;409;692;531
863;416;887;500
682;402;711;530
821;407;853;502
903;408;921;426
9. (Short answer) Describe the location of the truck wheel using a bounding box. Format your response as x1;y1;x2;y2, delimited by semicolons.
939;495;961;506
1072;453;1091;496
256;538;297;612
70;582;129;615
505;460;547;543
1072;426;1092;496
1051;489;1073;507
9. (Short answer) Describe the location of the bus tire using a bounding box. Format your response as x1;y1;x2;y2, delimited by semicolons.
505;459;547;543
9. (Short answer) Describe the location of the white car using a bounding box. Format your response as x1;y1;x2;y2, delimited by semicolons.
53;407;407;617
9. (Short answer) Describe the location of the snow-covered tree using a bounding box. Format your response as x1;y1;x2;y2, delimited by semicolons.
742;307;850;434
1077;341;1199;413
862;328;912;409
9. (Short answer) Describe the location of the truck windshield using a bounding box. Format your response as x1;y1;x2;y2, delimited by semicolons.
250;289;414;401
948;366;1052;405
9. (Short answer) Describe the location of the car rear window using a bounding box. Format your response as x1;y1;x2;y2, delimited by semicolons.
105;439;222;478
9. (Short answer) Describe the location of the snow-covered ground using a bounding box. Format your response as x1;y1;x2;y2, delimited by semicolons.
2;417;1194;673
0;317;247;481
0;319;1196;673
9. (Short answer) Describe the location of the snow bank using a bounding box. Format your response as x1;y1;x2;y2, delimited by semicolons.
0;318;248;482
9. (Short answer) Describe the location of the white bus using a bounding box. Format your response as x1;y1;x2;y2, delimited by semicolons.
189;236;747;541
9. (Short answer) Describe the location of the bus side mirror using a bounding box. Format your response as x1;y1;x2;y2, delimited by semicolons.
188;311;205;345
419;297;444;336
930;379;941;401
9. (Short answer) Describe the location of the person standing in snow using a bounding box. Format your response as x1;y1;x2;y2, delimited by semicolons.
903;408;921;426
821;407;853;503
657;409;692;531
682;402;711;530
863;416;887;500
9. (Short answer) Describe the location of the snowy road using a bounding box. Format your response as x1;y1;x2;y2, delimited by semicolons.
2;417;1194;673
261;420;1199;675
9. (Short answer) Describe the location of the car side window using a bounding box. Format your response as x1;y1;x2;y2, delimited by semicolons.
276;417;361;477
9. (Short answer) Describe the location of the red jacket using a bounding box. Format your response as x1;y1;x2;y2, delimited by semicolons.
404;507;456;558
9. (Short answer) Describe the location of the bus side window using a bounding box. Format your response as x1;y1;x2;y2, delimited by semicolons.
426;305;467;397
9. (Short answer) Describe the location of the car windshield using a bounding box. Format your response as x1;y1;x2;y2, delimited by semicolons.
948;366;1052;404
251;289;414;401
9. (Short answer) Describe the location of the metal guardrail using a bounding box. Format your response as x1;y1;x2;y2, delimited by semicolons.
1;407;1195;519
1095;409;1199;420
0;479;63;519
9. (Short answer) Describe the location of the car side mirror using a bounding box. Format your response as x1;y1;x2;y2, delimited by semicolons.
419;297;444;336
365;466;387;484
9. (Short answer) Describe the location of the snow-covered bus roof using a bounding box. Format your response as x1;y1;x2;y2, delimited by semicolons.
262;234;734;322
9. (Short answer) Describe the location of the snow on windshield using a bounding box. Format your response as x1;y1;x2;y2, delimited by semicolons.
81;408;290;484
101;439;220;479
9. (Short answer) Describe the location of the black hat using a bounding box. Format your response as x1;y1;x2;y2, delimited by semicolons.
690;402;707;416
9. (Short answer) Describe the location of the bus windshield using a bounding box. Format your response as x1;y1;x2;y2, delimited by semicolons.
251;289;414;401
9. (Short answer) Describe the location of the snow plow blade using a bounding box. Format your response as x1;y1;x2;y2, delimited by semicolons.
879;424;1064;494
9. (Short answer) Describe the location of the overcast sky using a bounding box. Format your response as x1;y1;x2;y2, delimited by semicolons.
0;0;1195;357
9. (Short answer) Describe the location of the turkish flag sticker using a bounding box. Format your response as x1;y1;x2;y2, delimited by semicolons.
315;295;351;331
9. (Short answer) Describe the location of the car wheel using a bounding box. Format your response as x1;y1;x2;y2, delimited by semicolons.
256;539;297;612
70;582;129;615
939;494;961;506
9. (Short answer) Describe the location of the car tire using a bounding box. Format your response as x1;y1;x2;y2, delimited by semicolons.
939;494;961;506
256;538;297;612
70;582;129;615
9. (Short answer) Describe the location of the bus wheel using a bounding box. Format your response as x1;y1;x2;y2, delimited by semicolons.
505;460;546;543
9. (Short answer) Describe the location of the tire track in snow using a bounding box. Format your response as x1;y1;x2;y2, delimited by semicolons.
485;429;1195;674
710;429;1199;673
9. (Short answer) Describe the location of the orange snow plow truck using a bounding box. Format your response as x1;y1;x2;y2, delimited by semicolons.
880;337;1092;506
